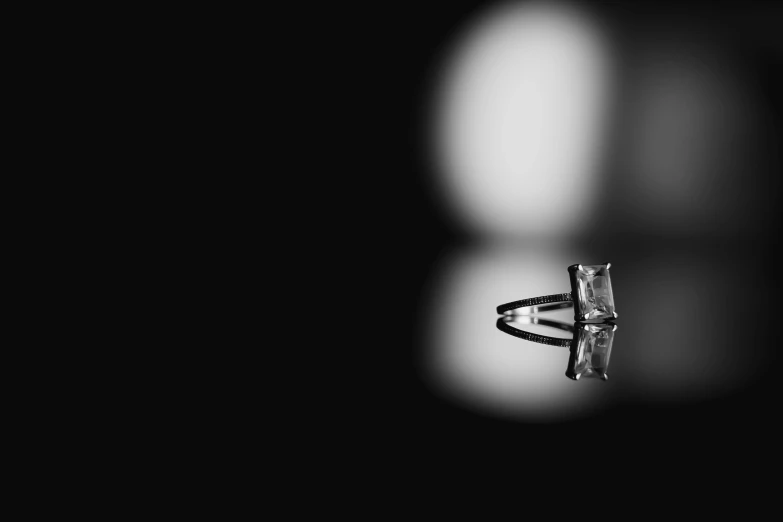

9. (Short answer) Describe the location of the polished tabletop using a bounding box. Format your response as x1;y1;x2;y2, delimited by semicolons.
414;240;775;426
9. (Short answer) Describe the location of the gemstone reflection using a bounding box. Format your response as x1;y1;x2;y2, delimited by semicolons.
566;323;616;381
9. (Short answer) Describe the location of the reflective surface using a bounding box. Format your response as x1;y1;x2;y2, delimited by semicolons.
417;241;776;424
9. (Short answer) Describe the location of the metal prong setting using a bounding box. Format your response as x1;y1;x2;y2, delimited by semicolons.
612;324;618;331
613;312;618;319
577;264;584;271
606;262;611;269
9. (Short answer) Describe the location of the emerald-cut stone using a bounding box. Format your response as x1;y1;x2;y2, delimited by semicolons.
571;264;615;321
566;323;615;381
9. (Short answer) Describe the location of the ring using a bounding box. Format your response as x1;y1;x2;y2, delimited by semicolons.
496;263;617;322
496;316;617;381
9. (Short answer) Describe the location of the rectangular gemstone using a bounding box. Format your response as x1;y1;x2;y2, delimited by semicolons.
567;323;615;380
571;264;615;321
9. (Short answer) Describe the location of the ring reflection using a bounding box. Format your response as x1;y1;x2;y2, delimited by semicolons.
498;316;616;381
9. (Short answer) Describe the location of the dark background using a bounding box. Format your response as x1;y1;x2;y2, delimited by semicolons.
382;0;783;450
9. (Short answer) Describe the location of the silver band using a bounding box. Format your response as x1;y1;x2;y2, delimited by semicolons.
496;292;573;315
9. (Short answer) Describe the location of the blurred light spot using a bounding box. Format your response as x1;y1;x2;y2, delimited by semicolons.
431;1;614;236
606;250;759;401
618;43;756;234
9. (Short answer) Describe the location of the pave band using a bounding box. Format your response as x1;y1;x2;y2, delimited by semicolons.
496;292;573;315
496;317;574;348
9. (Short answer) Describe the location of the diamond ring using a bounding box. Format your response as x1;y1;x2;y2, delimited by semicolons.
496;316;617;381
495;263;617;322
